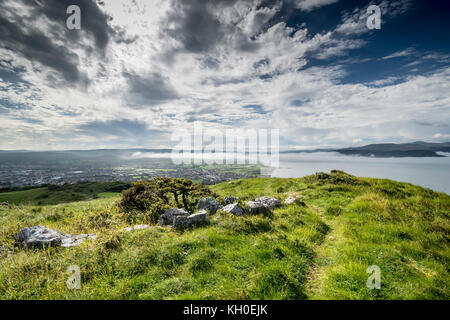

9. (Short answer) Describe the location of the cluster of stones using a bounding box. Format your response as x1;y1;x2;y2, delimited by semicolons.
13;194;305;249
158;208;210;231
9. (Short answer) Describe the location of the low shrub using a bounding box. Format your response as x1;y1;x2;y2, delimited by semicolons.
118;178;217;223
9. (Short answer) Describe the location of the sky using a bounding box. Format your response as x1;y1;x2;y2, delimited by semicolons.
0;0;449;150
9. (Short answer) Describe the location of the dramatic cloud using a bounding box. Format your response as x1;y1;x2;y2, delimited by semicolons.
0;0;448;150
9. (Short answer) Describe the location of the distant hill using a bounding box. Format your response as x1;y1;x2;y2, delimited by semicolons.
336;141;450;157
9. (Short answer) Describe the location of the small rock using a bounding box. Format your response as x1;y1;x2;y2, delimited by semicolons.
224;197;239;205
61;234;97;248
221;203;245;216
284;196;306;206
158;208;189;226
197;197;222;214
284;196;297;205
15;226;96;249
245;201;272;215
123;224;149;232
0;202;9;207
254;196;281;209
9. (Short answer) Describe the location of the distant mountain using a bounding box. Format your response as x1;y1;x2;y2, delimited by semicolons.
336;141;450;157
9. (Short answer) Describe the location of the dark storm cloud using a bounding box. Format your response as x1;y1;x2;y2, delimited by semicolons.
0;0;114;85
160;0;284;55
29;0;112;50
0;14;84;84
77;119;164;138
123;71;179;107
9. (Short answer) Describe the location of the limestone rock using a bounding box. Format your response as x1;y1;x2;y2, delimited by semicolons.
284;196;306;206
245;201;272;215
188;211;209;226
224;197;239;205
61;233;97;248
173;216;189;230
221;203;245;216
15;226;96;249
197;197;222;214
174;211;209;230
158;208;189;226
254;196;281;209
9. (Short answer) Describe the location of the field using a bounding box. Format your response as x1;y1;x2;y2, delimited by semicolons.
0;171;449;299
0;182;131;206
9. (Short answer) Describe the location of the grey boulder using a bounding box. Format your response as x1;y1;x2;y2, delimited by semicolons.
224;197;239;205
173;216;190;230
255;196;281;209
159;208;189;226
188;211;209;225
245;201;272;215
174;211;210;230
15;226;96;249
197;197;222;214
221;203;245;216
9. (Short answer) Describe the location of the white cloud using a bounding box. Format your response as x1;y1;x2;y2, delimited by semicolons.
294;0;339;12
0;0;446;150
381;47;416;60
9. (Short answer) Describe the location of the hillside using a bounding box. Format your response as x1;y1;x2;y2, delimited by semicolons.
336;141;450;157
0;171;449;299
0;181;131;205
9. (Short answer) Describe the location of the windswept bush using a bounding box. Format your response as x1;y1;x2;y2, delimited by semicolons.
118;178;217;223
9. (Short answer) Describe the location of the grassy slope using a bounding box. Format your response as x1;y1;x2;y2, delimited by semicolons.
0;171;448;299
0;182;131;206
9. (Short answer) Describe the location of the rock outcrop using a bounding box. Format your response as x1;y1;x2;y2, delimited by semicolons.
197;197;222;214
15;226;96;249
158;208;189;226
174;211;210;230
221;203;245;216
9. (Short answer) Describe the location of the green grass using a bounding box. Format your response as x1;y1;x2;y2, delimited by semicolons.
0;188;48;205
0;171;448;300
0;182;131;206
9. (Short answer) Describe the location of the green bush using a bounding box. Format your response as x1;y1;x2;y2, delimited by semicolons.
118;178;217;223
